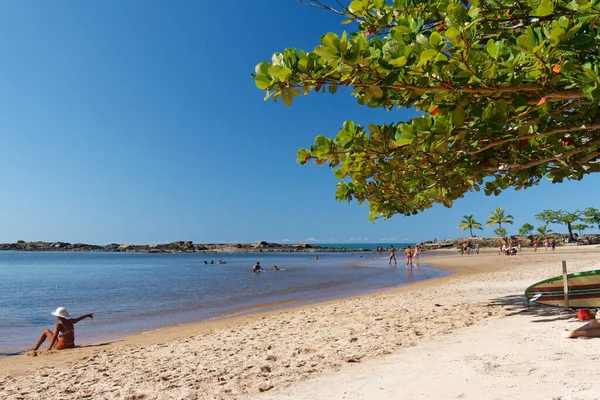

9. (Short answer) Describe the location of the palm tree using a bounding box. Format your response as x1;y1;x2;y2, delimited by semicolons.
536;224;552;238
458;214;483;237
494;227;508;238
486;207;514;231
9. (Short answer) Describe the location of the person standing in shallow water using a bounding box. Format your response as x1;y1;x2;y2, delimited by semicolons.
405;246;413;268
32;307;94;352
389;245;396;265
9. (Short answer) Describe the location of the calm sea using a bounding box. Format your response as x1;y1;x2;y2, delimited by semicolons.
0;250;447;354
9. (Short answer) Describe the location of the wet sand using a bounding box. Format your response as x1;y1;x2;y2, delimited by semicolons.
2;246;600;399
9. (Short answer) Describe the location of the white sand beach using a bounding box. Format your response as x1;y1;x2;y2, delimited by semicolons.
2;246;600;400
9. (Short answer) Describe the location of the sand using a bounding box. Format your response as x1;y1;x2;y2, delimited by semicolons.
2;246;600;399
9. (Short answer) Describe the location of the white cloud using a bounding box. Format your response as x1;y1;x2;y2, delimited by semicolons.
380;237;397;241
305;237;317;242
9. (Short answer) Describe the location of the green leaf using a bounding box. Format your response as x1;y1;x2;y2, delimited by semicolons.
255;74;271;90
297;148;310;164
368;86;384;99
453;105;466;127
565;34;594;48
322;32;340;50
268;65;292;81
549;27;565;44
516;34;536;51
314;45;338;58
535;0;555;16
349;0;364;12
485;39;498;58
254;62;270;75
389;56;408;67
382;39;404;59
445;27;461;44
418;49;438;66
429;32;442;48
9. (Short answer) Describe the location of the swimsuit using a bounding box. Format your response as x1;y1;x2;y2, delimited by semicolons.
57;324;75;348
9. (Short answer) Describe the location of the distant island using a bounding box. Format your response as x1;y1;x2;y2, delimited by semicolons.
2;234;598;254
0;240;371;253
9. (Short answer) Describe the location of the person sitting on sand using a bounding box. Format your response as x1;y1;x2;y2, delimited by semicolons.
31;307;94;352
273;265;281;271
564;311;600;338
253;262;264;273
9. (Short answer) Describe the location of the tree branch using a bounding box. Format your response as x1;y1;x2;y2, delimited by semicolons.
299;79;586;99
470;124;600;155
496;138;600;171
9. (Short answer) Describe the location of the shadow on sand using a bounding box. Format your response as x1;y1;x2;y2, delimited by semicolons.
0;340;118;357
488;293;577;322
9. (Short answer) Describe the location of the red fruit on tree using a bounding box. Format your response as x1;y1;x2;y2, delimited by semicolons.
563;137;574;146
304;155;311;162
430;107;440;115
386;183;392;189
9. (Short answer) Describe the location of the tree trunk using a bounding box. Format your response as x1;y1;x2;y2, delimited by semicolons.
469;227;473;237
567;222;574;241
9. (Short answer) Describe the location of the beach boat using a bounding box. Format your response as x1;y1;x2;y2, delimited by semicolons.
525;269;600;309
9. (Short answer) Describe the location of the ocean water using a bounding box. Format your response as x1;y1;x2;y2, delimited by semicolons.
0;251;448;354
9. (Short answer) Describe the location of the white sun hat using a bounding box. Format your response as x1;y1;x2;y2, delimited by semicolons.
51;307;71;318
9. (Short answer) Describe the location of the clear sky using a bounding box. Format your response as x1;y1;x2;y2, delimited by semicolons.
0;1;598;245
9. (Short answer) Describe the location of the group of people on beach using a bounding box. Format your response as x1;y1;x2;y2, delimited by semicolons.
388;244;420;268
532;238;556;252
458;242;480;255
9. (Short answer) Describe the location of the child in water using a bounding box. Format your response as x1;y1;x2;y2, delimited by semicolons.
253;262;264;272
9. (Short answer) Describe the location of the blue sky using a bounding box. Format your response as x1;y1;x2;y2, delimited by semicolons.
0;0;598;245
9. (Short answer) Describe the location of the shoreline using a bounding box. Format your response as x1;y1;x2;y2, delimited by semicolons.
0;252;448;356
2;246;600;399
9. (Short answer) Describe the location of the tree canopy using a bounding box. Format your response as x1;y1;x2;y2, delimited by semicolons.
254;0;600;219
535;208;580;239
536;223;552;237
486;207;514;229
519;222;535;237
457;213;483;236
582;207;600;229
